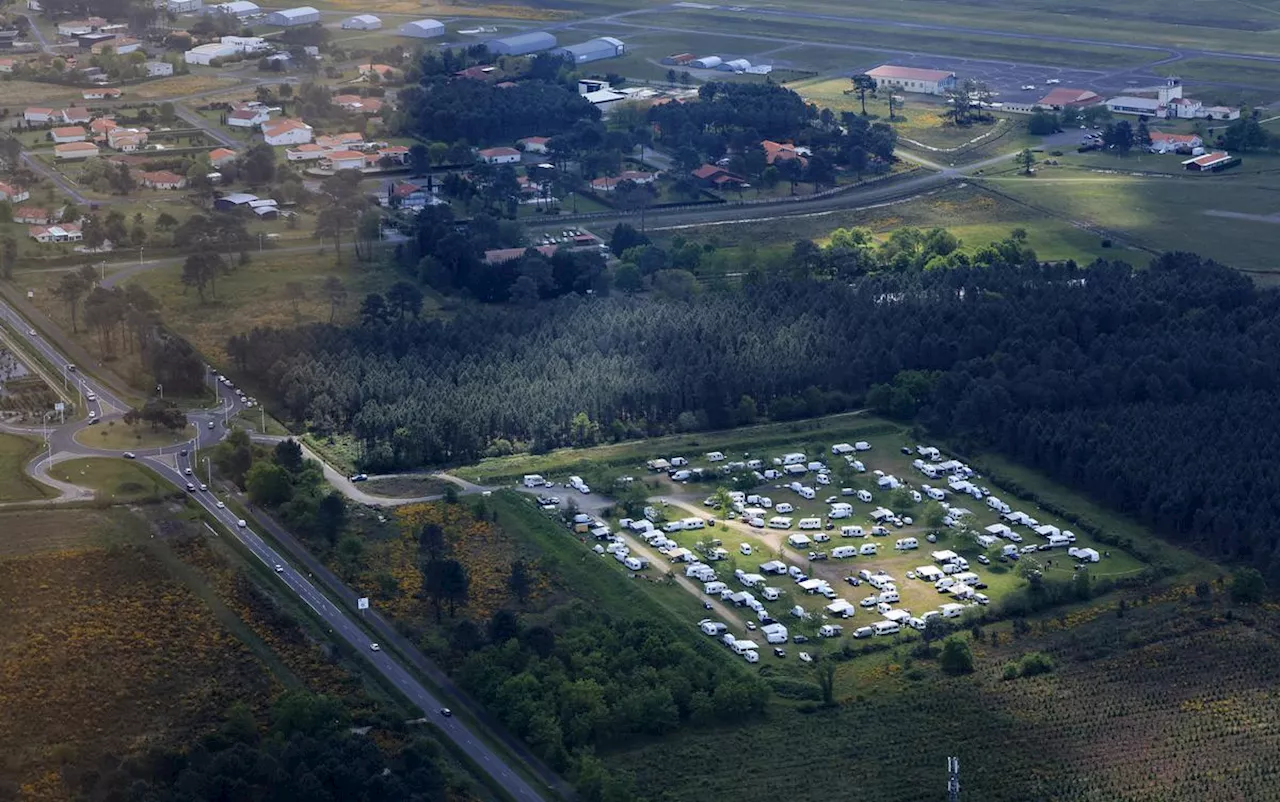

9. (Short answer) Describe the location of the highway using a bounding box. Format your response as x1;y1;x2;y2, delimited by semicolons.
0;297;555;802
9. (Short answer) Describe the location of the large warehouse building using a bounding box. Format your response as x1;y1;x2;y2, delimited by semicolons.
487;31;556;55
341;13;381;29
398;18;444;38
205;0;259;17
554;36;624;64
864;64;956;96
266;6;319;25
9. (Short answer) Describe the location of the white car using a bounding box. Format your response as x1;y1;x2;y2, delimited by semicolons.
184;468;192;475
1021;84;1036;90
1046;78;1061;84
274;564;284;573
369;643;380;651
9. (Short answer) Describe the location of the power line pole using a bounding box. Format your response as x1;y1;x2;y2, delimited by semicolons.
947;756;960;802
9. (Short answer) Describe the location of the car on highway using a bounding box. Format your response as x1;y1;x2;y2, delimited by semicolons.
199;483;208;491
439;708;452;717
208;421;215;429
123;452;136;459
66;364;75;372
28;328;36;336
274;564;284;573
86;392;96;401
236;519;247;527
185;483;195;492
369;643;381;652
184;468;193;475
216;501;226;509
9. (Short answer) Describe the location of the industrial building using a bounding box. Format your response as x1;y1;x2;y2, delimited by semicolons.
554;36;624;64
184;42;238;64
865;64;956;96
266;6;319;25
166;0;202;13
341;14;381;29
398;18;444;38
690;55;721;69
205;0;260;17
487;31;556;55
717;58;750;72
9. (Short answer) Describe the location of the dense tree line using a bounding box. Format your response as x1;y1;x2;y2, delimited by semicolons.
398;77;599;146
62;693;459;802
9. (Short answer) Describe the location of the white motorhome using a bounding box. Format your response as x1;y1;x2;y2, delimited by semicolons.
831;443;855;455
831;545;858;559
1047;534;1071;548
704;581;728;595
954;571;980;586
829;502;853;519
762;586;781;601
840;525;865;538
859;543;878;556
760;560;788;575
851;460;866;472
895;537;919;551
798;486;816;500
670;457;688;467
856;489;873;503
818;624;843;638
700;620;727;636
787;533;813;548
785;464;807;476
935;577;957;592
761;623;789;643
731;639;759;656
623;556;645;570
1069;547;1100;562
776;502;794;514
987;496;1011;514
798;518;822;531
878;589;900;604
939;602;966;618
854;441;871;451
682;517;706;530
781;452;806;466
872;621;900;635
915;565;943;581
522;474;546;487
769;516;794;529
706;451;725;462
670;470;692;482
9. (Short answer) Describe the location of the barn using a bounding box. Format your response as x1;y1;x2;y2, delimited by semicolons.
398;18;444;38
341;13;381;29
266;6;319;25
487;31;557;55
554;36;624;64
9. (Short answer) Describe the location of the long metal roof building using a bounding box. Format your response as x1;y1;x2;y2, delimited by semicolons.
487;31;556;55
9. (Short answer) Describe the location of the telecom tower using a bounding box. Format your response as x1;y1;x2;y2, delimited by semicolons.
947;756;960;802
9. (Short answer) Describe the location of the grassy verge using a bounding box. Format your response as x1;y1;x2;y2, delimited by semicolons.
361;475;452;498
50;457;176;503
0;432;56;502
75;422;193;450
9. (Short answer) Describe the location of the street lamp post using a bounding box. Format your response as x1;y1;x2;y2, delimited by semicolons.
157;383;163;399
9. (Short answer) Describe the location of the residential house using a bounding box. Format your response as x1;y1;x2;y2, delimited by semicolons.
762;139;808;167
0;58;17;73
1148;131;1202;154
107;127;148;151
145;60;174;77
590;170;657;191
82;87;123;99
315;132;362;149
1205;106;1240;121
377;145;408;164
54;141;99;159
14;206;55;224
321;150;365;171
390;181;429;209
29;222;83;243
90;117;119;136
57;17;105;36
228;106;271;128
518;136;550;154
208;146;236;166
1183;151;1239;172
262;118;313;146
60;108;92;124
0;182;30;203
692;163;744;188
51;125;88;143
332;94;383;114
477;146;521;164
139;169;187;189
285;143;327;161
865;64;956;96
23;107;55;124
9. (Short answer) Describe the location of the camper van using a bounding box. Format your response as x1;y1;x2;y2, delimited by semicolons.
762;623;789;643
670;470;692;482
954;572;980;586
851;460;866;472
704;581;728;595
776;502;794;514
840;525;865;538
859;543;878;556
699;620;727;636
762;586;781;601
670;457;688;467
787;533;813;548
987;496;1011;514
768;517;793;530
831;545;858;559
706;451;725;462
895;537;919;551
856;489;873;503
781;453;806;466
818;624;844;638
829;503;853;519
623;557;644;571
522;474;546;488
815;472;831;486
798;517;822;531
798;486;816;500
872;621;900;636
1002;544;1019;557
935;577;957;593
747;459;763;470
878;589;900;604
855;441;871;451
831;443;855;455
1047;534;1071;548
683;517;707;531
940;603;965;619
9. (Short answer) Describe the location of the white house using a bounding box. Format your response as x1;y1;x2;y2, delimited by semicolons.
228;106;271;128
322;150;365;171
24;107;55;124
185;43;238;65
0;182;29;203
342;14;381;29
865;64;956;96
145;60;175;77
262;118;313;146
477;146;521;164
51;126;87;143
518;136;550;154
29;222;82;243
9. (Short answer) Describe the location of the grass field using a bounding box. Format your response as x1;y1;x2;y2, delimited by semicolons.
50;457;174;503
126;251;408;365
129;73;239;100
0;433;56;503
75;421;192;450
362;474;452;498
0;507;140;557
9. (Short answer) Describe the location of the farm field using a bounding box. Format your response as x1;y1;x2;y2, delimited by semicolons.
610;592;1280;802
128;73;239;99
0;433;56;503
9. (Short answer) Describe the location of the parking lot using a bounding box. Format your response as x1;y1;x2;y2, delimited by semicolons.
527;428;1145;666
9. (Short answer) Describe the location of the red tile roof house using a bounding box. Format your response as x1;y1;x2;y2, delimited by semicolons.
209;147;237;166
14;206;55;224
762;140;809;167
591;170;658;192
23;107;56;124
0;181;30;203
51;125;88;143
60;107;92;124
518;136;551;154
692;163;745;187
138;170;187;190
477;146;521;165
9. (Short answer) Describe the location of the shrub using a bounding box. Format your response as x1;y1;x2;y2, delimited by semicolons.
939;635;974;675
1001;662;1019;681
1018;651;1056;677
